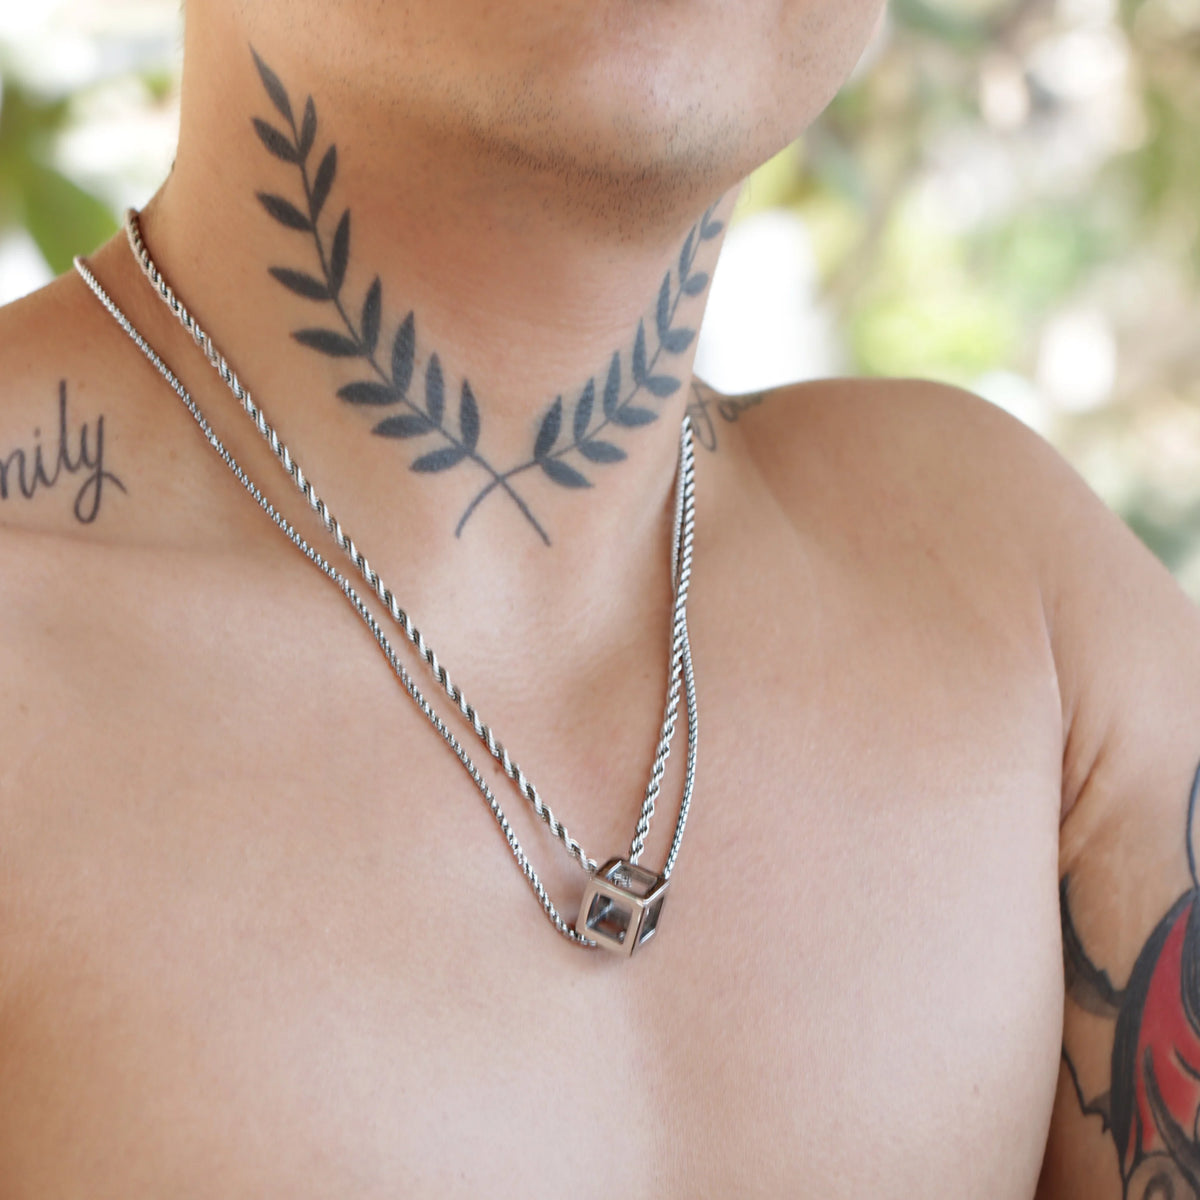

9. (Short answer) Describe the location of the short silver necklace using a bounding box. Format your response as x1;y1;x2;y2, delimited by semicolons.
72;211;698;956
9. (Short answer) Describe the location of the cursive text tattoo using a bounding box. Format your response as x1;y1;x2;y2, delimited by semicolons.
1061;760;1200;1199
685;382;768;453
248;47;720;545
0;381;127;524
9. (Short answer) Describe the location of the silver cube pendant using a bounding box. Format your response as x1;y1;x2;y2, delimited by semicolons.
578;858;669;956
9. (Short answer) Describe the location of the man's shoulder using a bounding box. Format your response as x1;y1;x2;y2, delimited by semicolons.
738;375;1200;816
0;271;90;413
0;269;133;532
717;373;1064;560
0;266;116;390
0;245;218;555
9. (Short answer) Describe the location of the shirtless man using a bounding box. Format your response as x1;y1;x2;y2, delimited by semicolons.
1;0;1198;1195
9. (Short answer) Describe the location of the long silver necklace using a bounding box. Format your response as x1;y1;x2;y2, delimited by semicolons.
73;213;699;955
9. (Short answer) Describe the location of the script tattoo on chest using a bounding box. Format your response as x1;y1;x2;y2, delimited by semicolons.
0;380;127;524
247;47;720;547
685;382;767;453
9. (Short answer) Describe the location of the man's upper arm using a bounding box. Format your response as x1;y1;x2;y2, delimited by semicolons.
777;377;1200;1197
1018;392;1200;1195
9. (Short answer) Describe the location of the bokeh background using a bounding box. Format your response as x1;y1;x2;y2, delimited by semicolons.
2;0;1198;594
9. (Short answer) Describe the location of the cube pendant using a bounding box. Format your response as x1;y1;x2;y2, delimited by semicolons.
578;858;669;956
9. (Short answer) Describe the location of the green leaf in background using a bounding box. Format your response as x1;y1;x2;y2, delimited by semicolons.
970;206;1116;316
888;0;992;51
20;162;117;273
851;290;1016;382
0;78;117;273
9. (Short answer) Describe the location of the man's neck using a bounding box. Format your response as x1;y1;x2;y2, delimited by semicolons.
132;15;735;636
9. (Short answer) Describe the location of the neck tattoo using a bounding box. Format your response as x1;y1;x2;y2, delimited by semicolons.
248;47;721;546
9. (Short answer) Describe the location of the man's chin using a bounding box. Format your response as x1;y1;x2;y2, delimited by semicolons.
434;72;771;226
466;114;754;231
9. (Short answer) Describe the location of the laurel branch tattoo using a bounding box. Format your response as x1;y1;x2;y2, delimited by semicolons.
248;47;721;545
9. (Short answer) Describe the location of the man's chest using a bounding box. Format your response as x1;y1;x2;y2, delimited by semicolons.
0;526;1065;1196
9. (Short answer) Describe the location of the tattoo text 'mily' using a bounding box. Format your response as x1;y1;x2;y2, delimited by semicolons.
0;381;126;524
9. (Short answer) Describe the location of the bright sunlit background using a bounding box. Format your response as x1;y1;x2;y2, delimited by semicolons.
2;0;1198;594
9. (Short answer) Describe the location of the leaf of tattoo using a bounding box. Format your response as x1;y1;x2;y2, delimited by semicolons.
572;379;595;443
337;381;397;406
360;277;382;355
424;354;444;424
258;193;312;231
610;405;657;427
656;275;672;342
391;312;415;397
602;353;621;420
374;412;434;438
534;396;563;460
632;320;648;385
679;227;696;279
252;47;293;125
310;146;337;222
412;446;468;473
328;210;350;296
253;118;298;164
293;328;361;356
539;458;591;488
269;266;330;300
298;97;317;161
659;328;694;355
459;381;480;453
578;439;626;463
643;374;681;398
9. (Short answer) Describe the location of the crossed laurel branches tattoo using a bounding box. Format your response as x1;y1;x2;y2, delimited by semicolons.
248;48;722;545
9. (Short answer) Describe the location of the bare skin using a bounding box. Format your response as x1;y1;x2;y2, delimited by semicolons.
3;3;1200;1197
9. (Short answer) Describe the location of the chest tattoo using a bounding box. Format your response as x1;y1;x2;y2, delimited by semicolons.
0;381;127;524
685;383;767;453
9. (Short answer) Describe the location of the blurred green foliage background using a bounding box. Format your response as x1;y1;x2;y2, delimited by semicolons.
1;0;1198;593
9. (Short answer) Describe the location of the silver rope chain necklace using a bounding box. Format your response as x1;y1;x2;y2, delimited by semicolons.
72;209;699;955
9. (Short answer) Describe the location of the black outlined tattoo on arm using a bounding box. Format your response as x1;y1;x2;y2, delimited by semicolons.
1061;761;1200;1199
